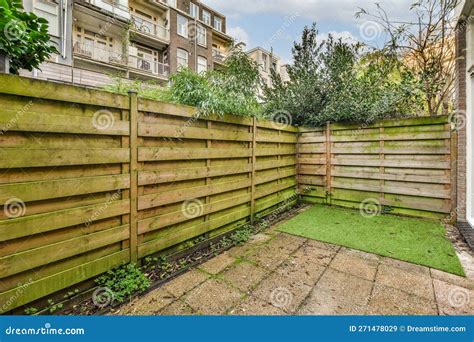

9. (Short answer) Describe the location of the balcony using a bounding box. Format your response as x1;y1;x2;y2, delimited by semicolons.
76;0;130;21
73;41;127;68
128;54;169;79
131;14;169;45
212;48;227;64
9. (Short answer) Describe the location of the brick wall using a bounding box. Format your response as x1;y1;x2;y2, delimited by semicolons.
455;19;467;222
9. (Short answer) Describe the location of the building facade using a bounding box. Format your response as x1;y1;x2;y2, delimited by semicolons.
19;0;233;88
455;0;474;246
246;46;283;99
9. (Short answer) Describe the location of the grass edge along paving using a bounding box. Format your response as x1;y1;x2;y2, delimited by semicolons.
277;204;465;276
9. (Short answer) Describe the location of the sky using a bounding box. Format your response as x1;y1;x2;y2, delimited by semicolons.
204;0;415;64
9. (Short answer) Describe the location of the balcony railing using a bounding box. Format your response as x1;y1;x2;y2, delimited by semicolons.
212;48;227;63
131;14;169;41
77;0;131;20
73;41;126;66
128;54;169;78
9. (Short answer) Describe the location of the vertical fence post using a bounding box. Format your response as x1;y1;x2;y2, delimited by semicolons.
325;122;332;205
128;90;138;263
450;127;458;224
250;117;257;223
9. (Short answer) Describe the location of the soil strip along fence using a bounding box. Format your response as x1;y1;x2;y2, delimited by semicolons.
0;75;298;313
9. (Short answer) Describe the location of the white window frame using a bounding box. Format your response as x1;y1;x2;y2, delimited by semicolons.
177;48;188;69
197;56;207;73
197;24;206;47
166;0;177;7
190;3;199;19
202;10;211;25
214;17;222;32
177;14;188;38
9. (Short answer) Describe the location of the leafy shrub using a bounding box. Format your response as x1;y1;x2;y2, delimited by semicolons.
95;263;150;303
0;0;57;74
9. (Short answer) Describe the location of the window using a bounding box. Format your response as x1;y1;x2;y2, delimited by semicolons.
166;0;176;7
197;56;207;73
177;48;188;68
190;3;199;19
213;17;222;32
262;54;268;71
177;14;188;37
197;24;206;46
202;10;211;25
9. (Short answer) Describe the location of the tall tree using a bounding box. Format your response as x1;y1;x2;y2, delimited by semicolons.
357;0;459;116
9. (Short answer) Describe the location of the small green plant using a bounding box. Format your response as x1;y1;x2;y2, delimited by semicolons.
46;299;63;313
230;226;254;245
95;263;150;303
24;307;38;315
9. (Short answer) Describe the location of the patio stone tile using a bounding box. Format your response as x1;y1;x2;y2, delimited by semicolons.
311;269;373;307
430;269;474;290
432;279;474;315
367;284;437;315
265;233;307;253
297;287;368;315
248;233;272;244
376;264;434;300
159;299;195;315
183;278;243;315
292;244;336;267
380;257;431;276
305;239;341;252
245;244;290;270
198;252;236;275
251;272;313;314
339;247;382;262
229;295;286;315
329;252;378;281
275;254;326;286
227;242;258;258
114;288;175;315
221;261;270;292
162;269;210;298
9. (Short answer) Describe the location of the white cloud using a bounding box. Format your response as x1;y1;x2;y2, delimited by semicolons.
227;26;250;46
317;30;359;44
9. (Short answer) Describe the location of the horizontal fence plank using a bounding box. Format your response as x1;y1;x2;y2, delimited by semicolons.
331;146;450;155
331;158;450;169
0;199;130;242
138;179;252;210
0;148;130;168
331;131;450;142
0;225;129;278
138;165;252;185
138;123;253;141
139;147;252;161
0;174;130;204
0;110;130;136
331;171;450;184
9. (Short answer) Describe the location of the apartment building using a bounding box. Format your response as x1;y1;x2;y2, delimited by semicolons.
19;0;233;88
246;46;283;99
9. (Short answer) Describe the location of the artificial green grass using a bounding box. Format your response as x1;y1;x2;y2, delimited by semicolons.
277;205;465;276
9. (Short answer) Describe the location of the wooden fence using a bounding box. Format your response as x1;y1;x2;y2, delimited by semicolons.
0;75;298;313
298;117;455;219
